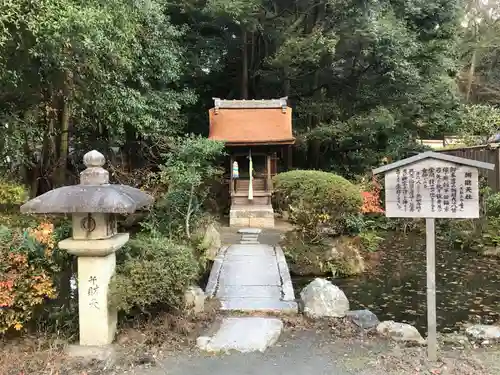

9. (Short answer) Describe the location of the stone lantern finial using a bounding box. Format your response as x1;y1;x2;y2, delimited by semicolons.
80;150;109;185
83;150;106;168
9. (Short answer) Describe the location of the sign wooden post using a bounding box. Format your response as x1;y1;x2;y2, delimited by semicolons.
426;217;437;360
373;151;494;362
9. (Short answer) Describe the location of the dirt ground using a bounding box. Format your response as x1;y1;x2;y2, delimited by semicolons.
2;313;500;375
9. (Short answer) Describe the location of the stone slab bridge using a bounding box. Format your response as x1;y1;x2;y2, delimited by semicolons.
197;229;298;353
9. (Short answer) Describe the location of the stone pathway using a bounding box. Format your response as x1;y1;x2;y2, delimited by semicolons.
198;229;297;353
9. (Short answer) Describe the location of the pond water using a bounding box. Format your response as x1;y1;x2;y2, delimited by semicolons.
292;233;500;334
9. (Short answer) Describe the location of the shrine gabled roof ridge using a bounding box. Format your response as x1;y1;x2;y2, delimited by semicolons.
212;97;288;109
373;151;495;175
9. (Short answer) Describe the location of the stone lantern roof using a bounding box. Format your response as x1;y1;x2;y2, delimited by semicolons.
20;150;153;214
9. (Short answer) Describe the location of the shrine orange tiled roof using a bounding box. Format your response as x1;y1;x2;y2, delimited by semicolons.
208;107;294;145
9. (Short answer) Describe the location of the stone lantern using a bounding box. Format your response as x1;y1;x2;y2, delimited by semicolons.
20;150;153;348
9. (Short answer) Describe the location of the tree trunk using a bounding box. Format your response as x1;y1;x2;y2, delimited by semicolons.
466;49;477;103
283;67;290;97
39;92;57;193
55;98;70;187
241;28;249;99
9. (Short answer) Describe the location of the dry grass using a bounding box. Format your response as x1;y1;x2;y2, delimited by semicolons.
0;299;220;375
371;345;491;375
0;334;69;375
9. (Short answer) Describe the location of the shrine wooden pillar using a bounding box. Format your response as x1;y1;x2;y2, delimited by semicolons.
266;154;272;192
229;154;235;197
287;145;293;171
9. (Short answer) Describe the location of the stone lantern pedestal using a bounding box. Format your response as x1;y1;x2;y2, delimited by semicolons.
21;150;153;352
59;233;128;346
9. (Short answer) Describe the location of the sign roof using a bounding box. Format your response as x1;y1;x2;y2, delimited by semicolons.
373;151;495;175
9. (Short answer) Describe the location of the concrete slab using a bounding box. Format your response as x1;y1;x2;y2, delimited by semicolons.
225;244;275;257
219;299;298;313
206;244;297;315
275;246;295;301
216;285;282;299
204;246;229;298
218;260;281;287
197;317;283;353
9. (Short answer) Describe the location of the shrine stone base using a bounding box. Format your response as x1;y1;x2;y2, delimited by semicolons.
229;204;275;229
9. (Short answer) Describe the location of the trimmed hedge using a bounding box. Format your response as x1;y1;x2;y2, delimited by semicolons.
109;234;200;313
273;170;362;238
273;170;362;215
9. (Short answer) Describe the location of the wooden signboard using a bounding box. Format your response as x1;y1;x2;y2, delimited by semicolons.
384;159;480;219
373;151;495;362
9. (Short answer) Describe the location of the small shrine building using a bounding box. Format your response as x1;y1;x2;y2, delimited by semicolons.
208;97;295;228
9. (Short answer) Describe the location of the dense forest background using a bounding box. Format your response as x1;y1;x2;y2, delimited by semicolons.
1;0;500;193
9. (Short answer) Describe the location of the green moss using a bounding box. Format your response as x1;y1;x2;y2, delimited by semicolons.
281;231;365;277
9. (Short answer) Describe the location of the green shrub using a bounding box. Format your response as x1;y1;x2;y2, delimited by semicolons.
0;222;63;333
442;188;500;252
342;213;367;235
273;170;362;239
443;217;500;252
143;135;225;239
0;179;27;208
110;234;201;313
485;192;500;217
358;230;384;252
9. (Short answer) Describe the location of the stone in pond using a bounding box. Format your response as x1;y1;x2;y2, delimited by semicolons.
300;278;349;318
465;324;500;341
376;321;425;345
482;247;500;258
346;309;380;329
440;332;469;346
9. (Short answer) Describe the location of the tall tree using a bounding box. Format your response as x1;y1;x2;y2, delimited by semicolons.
0;0;194;192
459;0;500;104
176;0;463;175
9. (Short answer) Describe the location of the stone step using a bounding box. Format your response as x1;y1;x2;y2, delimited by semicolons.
197;317;283;353
237;228;263;234
238;228;262;242
241;237;259;242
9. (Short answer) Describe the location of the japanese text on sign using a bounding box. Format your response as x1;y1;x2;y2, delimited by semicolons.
384;159;479;218
88;275;100;310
